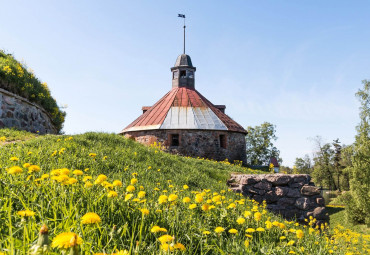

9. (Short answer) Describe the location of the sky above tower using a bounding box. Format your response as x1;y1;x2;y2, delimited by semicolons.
1;1;369;166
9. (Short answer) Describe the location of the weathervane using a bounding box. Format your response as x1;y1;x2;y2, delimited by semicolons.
178;14;186;54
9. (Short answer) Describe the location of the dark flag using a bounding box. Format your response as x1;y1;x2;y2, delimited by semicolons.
178;14;185;18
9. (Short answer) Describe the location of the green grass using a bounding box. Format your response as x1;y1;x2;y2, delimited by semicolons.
0;128;37;143
0;129;368;254
327;207;370;235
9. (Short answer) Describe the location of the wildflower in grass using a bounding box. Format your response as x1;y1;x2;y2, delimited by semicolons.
280;236;287;240
160;243;174;251
158;235;174;243
237;217;245;225
23;163;31;168
60;168;70;175
84;182;93;188
67;178;78;185
7;166;22;175
81;212;101;225
138;191;146;198
108;191;118;198
215;227;224;233
288;251;295;254
227;203;236;209
56;175;69;183
279;223;286;229
83;176;92;182
151;226;161;233
51;169;61;176
244;240;250;248
51;232;82;249
265;220;273;229
168;194;178;202
10;156;19;161
89;153;96;158
254;212;262;221
244;211;252;218
309;227;315;234
103;156;108;160
125;194;133;201
41;174;49;179
94;174;107;185
174;243;186;251
158;195;168;204
256;227;265;232
195;194;203;203
202;231;210;235
246;228;255;233
202;203;210;211
296;229;304;239
112;180;122;187
189;204;197;209
131;178;138;185
73;170;83;176
140;208;149;215
212;195;221;202
287;240;295;246
183;184;189;189
126;185;135;192
112;250;129;255
17;209;35;217
229;229;238;234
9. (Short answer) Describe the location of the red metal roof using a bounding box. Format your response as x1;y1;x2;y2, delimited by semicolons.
121;87;247;133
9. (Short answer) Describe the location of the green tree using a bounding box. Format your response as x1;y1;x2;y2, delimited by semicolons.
294;154;312;174
245;122;280;165
345;80;370;225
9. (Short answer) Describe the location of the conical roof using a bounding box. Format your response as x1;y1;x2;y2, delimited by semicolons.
174;54;193;67
121;87;246;133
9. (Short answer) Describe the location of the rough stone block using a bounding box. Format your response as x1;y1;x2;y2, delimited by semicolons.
313;207;329;220
277;197;296;206
316;197;325;206
286;188;301;198
301;185;320;196
275;186;289;196
266;174;292;185
295;197;310;210
254;181;272;190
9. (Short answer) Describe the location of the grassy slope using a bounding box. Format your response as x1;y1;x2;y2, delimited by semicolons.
0;129;368;254
327;207;369;235
0;128;36;143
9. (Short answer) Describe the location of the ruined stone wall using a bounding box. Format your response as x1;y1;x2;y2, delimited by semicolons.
125;130;246;163
227;174;329;225
0;88;57;134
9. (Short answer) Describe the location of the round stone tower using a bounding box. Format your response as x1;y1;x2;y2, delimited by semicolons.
120;53;247;163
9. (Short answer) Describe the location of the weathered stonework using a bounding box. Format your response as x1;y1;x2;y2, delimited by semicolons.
125;130;246;163
0;88;57;134
227;174;329;225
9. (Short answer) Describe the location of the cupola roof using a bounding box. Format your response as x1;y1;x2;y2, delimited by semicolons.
174;54;193;67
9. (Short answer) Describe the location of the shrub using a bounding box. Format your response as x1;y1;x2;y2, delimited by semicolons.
0;50;66;132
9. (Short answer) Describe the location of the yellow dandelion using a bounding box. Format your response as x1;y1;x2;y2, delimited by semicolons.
108;191;118;198
10;156;19;161
183;184;189;190
138;191;146;198
73;170;84;176
254;212;262;221
202;231;211;235
246;228;255;233
84;182;93;188
183;197;191;203
126;185;135;192
23;163;31;168
215;227;224;233
229;229;238;234
244;239;250;248
51;232;82;249
158;195;168;204
160;243;174;251
174;243;186;251
158;235;173;244
125;194;134;201
130;178;138;185
7;166;23;175
296;229;304;239
168;194;178;202
189;204;197;209
237;217;245;225
140;208;149;215
256;227;265;232
112;180;122;187
81;212;101;224
17;210;35;217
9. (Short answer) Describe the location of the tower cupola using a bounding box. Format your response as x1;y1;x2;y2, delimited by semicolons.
171;54;196;89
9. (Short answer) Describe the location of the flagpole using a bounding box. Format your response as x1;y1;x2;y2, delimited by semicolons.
183;17;186;54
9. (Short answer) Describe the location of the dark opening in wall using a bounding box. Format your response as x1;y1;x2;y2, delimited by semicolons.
219;134;226;148
170;134;179;146
180;70;186;78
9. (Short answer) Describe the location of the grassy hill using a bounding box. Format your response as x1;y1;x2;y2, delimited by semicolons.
0;129;368;254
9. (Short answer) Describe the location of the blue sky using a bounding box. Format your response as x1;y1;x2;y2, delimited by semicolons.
1;1;369;166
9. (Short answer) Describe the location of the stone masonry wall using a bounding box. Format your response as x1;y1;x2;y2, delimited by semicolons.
0;88;57;134
227;174;329;225
124;130;246;163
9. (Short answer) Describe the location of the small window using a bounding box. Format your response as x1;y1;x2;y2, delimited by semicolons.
219;135;226;148
180;70;186;78
173;70;179;80
171;134;179;146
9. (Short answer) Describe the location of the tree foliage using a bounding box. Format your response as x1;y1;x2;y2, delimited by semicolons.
345;80;370;225
245;122;280;166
